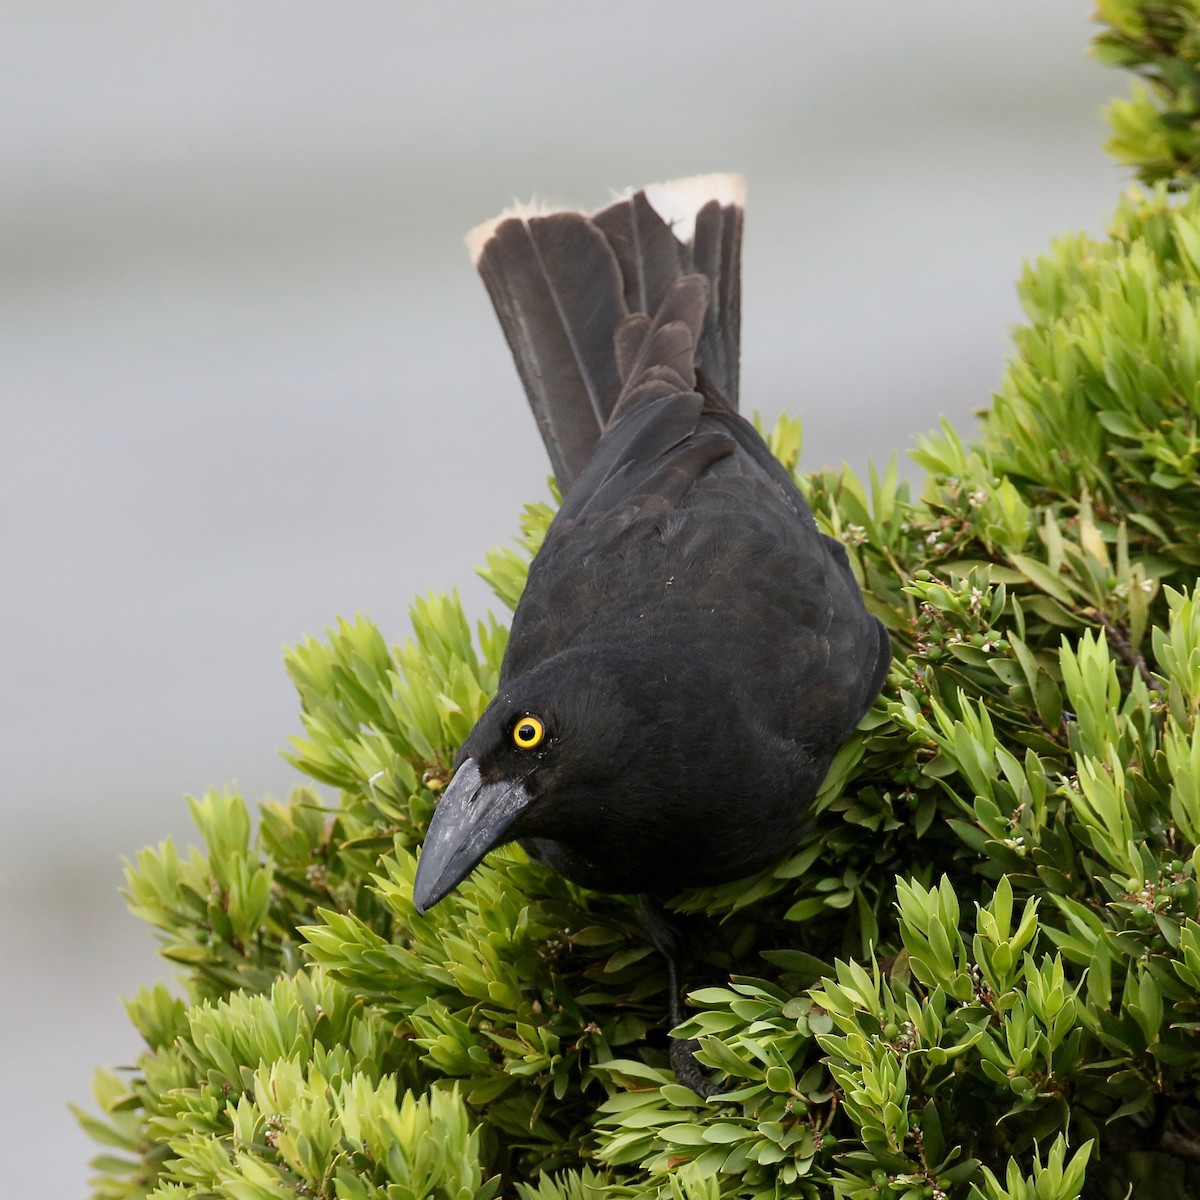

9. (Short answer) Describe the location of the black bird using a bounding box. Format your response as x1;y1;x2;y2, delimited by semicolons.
412;176;890;1053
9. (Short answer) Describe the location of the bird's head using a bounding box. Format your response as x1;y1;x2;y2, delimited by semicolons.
411;647;642;914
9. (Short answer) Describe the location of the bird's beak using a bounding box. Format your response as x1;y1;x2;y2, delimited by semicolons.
412;758;534;914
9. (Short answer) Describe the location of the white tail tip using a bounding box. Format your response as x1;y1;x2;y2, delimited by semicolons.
466;173;746;264
641;173;746;245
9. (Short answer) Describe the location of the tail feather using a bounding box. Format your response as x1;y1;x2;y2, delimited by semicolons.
612;274;710;411
592;190;687;321
690;196;744;406
473;213;627;486
613;312;653;382
468;174;745;489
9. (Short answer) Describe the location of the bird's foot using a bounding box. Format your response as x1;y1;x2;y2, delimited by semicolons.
670;1035;716;1098
636;895;718;1097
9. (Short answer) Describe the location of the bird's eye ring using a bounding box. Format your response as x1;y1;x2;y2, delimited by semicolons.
512;716;545;749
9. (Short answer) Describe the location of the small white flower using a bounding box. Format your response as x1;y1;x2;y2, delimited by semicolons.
968;488;989;508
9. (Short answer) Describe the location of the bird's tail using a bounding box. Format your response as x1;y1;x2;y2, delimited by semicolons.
467;173;745;489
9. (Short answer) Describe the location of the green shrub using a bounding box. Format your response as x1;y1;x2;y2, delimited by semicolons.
1095;0;1200;186
78;9;1200;1198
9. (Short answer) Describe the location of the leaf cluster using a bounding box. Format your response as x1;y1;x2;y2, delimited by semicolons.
1094;1;1200;185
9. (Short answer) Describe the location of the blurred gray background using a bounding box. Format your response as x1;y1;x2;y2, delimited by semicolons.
3;2;1122;1193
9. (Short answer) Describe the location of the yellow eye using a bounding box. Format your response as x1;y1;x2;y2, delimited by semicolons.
512;716;545;749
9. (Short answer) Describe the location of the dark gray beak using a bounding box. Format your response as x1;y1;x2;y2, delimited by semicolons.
412;758;534;914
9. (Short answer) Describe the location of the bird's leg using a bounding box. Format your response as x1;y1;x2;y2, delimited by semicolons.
636;895;715;1098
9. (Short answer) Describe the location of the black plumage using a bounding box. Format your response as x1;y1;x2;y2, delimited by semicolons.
414;173;890;917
